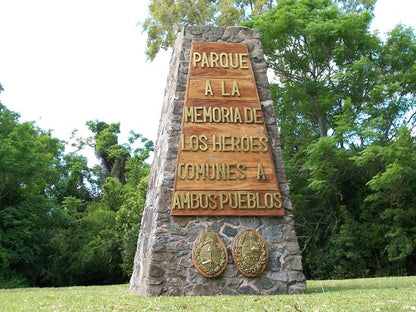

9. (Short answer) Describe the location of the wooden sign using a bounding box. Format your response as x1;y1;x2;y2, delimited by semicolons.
171;42;283;216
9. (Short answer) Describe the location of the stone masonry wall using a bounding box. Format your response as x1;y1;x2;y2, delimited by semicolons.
129;26;306;296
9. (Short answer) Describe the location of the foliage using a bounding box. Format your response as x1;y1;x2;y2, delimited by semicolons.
247;0;416;278
0;104;65;286
143;0;274;60
43;122;153;286
116;175;149;276
0;101;152;287
142;0;375;61
86;120;129;184
352;128;416;271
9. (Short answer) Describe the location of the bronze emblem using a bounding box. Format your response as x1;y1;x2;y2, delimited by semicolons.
232;230;268;277
193;231;228;278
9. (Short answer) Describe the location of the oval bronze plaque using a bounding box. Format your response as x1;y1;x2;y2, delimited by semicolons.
232;230;268;277
193;231;228;278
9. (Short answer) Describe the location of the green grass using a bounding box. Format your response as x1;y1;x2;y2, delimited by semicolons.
0;276;415;311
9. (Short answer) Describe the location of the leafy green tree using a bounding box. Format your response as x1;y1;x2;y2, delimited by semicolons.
249;0;379;139
52;153;96;206
337;0;376;12
86;120;130;184
46;123;153;285
142;0;374;60
44;200;123;286
0;104;65;287
116;162;150;276
143;0;274;60
352;127;416;273
247;0;416;278
102;131;152;277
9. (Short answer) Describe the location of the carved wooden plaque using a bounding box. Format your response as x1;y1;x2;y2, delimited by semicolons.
171;42;284;216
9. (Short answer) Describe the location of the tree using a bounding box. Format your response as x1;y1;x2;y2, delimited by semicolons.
0;91;153;286
142;0;375;61
86;121;130;184
337;0;376;12
141;0;416;278
116;158;150;276
249;0;379;139
0;104;65;286
247;0;416;278
45;122;153;286
351;127;416;274
143;0;274;60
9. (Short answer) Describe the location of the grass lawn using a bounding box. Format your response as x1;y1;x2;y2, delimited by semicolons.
0;276;415;311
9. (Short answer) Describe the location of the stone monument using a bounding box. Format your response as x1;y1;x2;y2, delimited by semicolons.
129;26;306;296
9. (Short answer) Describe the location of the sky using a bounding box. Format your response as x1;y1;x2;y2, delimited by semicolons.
0;0;415;158
0;0;170;150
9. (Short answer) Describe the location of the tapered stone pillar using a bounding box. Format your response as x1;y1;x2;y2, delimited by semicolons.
130;26;306;296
